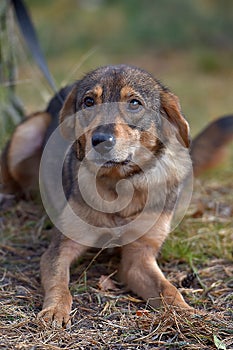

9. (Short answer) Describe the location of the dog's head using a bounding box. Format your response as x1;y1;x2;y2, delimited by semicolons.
60;65;190;178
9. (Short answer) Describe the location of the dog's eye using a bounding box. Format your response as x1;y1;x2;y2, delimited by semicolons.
84;96;95;108
128;99;142;110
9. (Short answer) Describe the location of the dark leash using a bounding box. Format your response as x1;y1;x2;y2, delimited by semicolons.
10;0;62;100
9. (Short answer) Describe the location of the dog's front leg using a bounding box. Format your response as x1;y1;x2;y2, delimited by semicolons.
38;233;87;327
120;214;191;309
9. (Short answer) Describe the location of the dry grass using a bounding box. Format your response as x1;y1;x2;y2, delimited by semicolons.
0;173;233;349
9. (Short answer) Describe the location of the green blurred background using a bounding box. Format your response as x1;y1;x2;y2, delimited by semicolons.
1;0;233;147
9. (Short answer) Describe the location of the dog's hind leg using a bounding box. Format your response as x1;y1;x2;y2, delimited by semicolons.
191;115;233;176
0;112;51;198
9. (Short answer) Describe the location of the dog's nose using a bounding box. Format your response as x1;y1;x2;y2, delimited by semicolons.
92;133;116;154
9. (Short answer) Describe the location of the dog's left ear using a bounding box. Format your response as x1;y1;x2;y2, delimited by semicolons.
160;90;190;148
59;85;79;140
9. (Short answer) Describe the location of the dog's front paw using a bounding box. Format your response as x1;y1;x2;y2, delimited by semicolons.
159;279;193;310
37;291;72;328
37;304;71;328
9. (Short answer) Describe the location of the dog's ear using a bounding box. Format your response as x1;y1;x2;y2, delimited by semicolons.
59;85;79;139
160;90;190;148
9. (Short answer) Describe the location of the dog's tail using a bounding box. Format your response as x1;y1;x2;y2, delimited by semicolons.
191;115;233;176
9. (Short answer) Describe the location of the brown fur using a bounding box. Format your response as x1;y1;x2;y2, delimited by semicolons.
191;115;233;176
1;65;232;328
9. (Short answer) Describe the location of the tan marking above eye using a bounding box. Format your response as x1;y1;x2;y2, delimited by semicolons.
83;85;103;105
92;84;103;98
120;86;144;105
120;86;137;101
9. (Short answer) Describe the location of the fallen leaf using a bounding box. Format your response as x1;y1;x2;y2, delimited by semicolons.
136;309;150;317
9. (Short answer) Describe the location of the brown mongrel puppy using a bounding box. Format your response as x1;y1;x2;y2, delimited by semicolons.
1;65;233;327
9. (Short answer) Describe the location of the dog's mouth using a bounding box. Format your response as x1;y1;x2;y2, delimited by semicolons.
91;154;132;168
102;156;131;168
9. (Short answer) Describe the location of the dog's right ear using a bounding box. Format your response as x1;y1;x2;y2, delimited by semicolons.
160;89;190;148
59;85;79;140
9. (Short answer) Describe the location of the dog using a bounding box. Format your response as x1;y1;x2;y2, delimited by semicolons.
1;65;233;327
